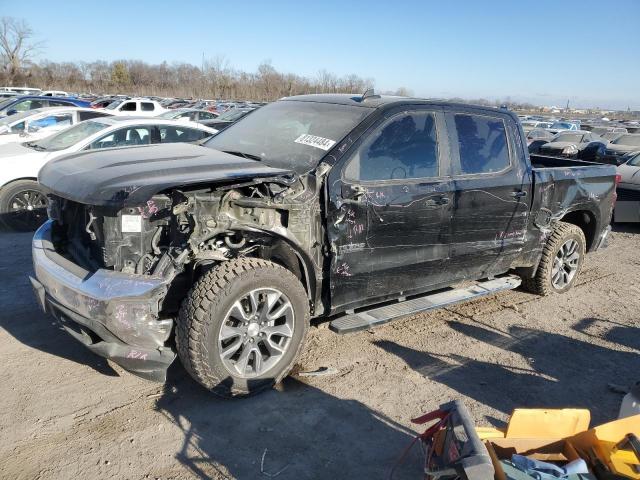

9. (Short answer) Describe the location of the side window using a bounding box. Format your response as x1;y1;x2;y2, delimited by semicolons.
159;126;205;143
48;100;71;107
141;102;155;111
14;100;44;112
344;111;439;181
121;102;138;112
200;112;215;120
90;127;151;149
11;121;26;133
452;114;510;175
78;111;109;121
29;113;73;131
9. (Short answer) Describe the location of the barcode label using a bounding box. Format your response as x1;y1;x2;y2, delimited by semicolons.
294;134;336;151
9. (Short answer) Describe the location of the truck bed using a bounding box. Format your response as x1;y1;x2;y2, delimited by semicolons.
528;153;617;252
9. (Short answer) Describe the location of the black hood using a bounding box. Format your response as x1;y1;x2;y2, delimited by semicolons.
38;143;294;207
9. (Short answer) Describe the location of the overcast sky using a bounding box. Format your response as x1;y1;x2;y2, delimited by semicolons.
3;0;638;109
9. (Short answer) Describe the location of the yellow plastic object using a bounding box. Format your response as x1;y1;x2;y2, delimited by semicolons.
504;409;591;438
584;415;640;479
476;427;505;440
478;409;640;479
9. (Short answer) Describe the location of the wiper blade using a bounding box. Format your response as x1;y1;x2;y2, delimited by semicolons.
24;141;45;151
223;150;262;161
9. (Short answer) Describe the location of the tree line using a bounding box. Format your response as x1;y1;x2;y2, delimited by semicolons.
1;16;541;108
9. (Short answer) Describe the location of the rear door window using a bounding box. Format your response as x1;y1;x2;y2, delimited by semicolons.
141;102;155;111
78;110;110;121
48;100;73;107
159;125;207;143
450;113;511;175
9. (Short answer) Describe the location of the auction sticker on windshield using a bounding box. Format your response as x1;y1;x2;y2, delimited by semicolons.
294;134;336;151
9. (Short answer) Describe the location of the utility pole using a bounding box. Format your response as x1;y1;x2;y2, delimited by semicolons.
566;99;570;111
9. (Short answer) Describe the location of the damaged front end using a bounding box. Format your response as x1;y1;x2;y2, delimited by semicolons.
32;167;324;382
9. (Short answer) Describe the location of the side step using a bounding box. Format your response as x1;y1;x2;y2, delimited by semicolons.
329;275;521;334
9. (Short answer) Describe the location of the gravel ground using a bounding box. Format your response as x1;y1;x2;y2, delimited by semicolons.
1;225;639;480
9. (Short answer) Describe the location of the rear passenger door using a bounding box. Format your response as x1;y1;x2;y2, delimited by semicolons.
328;107;455;310
445;108;531;278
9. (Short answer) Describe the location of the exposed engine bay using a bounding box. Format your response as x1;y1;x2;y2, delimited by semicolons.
48;172;325;314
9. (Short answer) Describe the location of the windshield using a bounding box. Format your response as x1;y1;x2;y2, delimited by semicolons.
105;100;123;110
551;122;572;130
553;134;584;143
30;120;108;151
627;153;640;167
613;135;640;147
204;100;374;174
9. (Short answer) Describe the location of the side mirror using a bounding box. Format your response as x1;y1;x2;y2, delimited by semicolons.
6;109;17;116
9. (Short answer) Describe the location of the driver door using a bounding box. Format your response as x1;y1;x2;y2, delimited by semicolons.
326;107;455;312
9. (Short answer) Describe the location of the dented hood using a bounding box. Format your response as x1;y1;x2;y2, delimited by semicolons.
38;143;294;207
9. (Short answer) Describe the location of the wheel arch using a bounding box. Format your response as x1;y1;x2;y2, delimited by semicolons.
1;176;39;190
559;209;598;251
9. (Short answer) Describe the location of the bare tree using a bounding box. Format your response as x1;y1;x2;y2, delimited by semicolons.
0;17;43;85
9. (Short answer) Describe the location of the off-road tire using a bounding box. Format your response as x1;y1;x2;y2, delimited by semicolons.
176;258;309;397
0;179;49;232
521;221;586;296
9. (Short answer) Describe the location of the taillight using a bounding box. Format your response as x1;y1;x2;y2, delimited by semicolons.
613;173;621;206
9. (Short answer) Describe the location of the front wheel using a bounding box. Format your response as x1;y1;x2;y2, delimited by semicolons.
176;258;309;397
521;221;586;296
0;179;49;231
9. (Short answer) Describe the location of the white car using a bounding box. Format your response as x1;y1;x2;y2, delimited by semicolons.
0;117;217;230
103;98;168;116
0;107;113;145
41;90;69;97
157;108;219;123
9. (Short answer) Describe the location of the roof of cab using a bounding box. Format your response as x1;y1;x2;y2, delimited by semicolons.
280;93;514;117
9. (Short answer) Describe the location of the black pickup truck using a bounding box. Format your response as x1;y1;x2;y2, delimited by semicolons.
31;93;616;396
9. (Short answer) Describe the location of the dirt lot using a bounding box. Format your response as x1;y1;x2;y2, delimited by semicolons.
1;225;639;480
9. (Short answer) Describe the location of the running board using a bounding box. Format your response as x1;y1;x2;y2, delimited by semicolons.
329;275;521;334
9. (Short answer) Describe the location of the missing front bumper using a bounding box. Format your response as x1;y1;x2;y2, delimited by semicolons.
31;220;177;381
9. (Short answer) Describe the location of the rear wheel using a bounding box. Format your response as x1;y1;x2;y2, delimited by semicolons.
521;221;586;296
176;258;309;397
0;180;49;231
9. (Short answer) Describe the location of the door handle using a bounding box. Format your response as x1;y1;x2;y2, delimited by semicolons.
510;190;527;198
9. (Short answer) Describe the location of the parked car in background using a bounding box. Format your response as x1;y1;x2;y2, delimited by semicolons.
601;134;640;165
158;108;219;123
548;121;580;134
614;151;640;222
526;128;555;145
103;98;168;116
0;117;217;230
200;107;256;131
539;131;607;162
591;126;627;136
521;120;552;131
526;129;556;153
0;87;42;95
0;107;113;145
41;90;69;97
0;96;91;118
90;96;122;109
0;92;18;99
